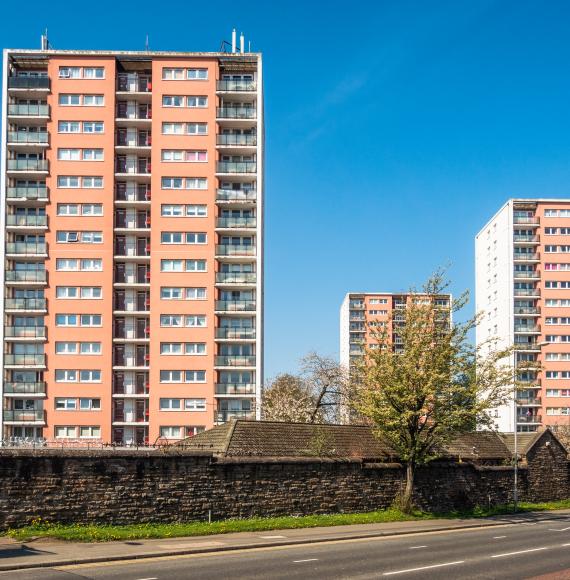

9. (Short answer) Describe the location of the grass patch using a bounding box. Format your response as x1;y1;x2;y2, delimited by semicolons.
7;499;570;543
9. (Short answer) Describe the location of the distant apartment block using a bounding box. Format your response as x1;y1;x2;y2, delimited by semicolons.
339;292;451;374
0;40;263;444
476;199;570;433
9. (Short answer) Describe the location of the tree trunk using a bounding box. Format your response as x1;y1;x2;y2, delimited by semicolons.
401;462;415;514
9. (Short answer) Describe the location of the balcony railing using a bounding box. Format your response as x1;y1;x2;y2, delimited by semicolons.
5;242;47;255
513;289;540;297
513;271;540;279
116;105;152;120
514;324;540;332
116;133;151;147
217;80;257;92
215;272;257;284
216;217;257;228
8;77;50;90
216;134;257;146
5;298;47;310
7;159;48;171
216;244;256;256
215;328;256;339
115;162;151;174
4;382;46;395
216;189;257;202
516;397;542;406
8;104;49;116
514;307;540;315
7;132;49;144
4;326;46;338
6;186;48;200
116;74;151;93
4;354;46;366
513;216;539;225
215;383;256;395
513;235;540;243
217;107;257;119
5;270;47;283
514;343;541;350
113;383;149;395
517;414;542;423
216;161;257;174
513;253;539;261
215;355;256;367
3;410;45;422
215;300;256;312
215;410;255;422
6;215;47;227
115;185;151;202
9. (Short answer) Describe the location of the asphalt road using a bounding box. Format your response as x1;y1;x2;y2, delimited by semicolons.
5;515;570;579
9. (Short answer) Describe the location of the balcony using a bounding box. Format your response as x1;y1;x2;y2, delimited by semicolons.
216;327;256;339
513;216;539;225
350;302;365;309
215;272;256;284
217;80;257;92
215;244;256;257
215;410;255;422
6;186;48;201
513;253;539;261
216;161;257;174
349;315;365;322
113;383;149;396
7;132;49;145
112;411;149;424
215;300;256;312
514;235;540;243
3;382;46;396
3;410;45;423
513;271;540;279
516;397;542;406
216;189;257;203
116;104;152;120
514;324;540;333
216;217;257;228
7;104;49;117
5;298;47;311
216;134;257;146
115;185;151;203
514;306;540;315
217;107;257;120
7;159;48;172
116;132;151;147
215;383;256;396
517;414;542;424
5;270;47;284
6;215;47;228
215;355;256;367
115;161;151;175
5;242;47;256
4;354;46;367
8;77;50;90
116;74;151;93
514;343;541;351
513;289;540;297
4;326;46;339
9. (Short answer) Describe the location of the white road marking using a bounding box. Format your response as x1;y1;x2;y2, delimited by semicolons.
491;547;548;558
293;558;319;563
562;543;570;546
493;536;507;539
549;527;570;532
136;577;158;580
259;535;287;539
383;561;464;576
409;545;428;549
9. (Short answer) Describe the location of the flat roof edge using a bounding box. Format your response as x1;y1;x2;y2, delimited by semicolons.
5;49;261;58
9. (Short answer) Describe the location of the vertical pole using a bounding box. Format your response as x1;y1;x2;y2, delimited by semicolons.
513;351;518;513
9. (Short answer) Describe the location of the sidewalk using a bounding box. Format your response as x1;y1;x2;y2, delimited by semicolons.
1;510;569;572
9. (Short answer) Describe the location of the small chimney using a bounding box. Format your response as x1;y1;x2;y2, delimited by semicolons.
231;28;237;53
240;32;245;53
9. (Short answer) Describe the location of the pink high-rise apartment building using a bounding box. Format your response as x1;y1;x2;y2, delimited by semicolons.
476;199;570;433
0;38;263;445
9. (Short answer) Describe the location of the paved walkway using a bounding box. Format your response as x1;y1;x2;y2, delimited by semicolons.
1;510;569;572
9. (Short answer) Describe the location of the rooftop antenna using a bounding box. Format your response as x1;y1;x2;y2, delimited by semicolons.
248;40;251;53
145;34;149;51
231;28;237;53
240;32;245;53
40;28;49;51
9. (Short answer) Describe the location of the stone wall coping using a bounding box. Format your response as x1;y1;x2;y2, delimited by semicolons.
213;456;366;465
0;448;214;458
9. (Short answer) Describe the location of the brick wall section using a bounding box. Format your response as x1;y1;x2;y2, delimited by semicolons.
0;435;567;530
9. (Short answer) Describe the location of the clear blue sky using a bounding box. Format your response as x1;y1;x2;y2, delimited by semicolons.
3;0;570;378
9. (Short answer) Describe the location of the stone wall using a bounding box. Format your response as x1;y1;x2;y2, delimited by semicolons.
0;434;567;530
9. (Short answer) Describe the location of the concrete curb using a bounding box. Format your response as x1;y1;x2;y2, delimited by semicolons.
1;515;561;572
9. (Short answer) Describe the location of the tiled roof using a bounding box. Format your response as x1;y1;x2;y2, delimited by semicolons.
500;432;541;456
178;420;512;461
